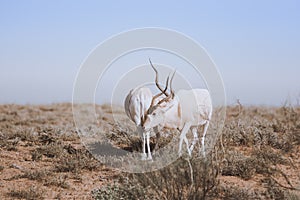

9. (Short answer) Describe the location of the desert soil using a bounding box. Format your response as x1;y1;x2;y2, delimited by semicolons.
0;104;299;199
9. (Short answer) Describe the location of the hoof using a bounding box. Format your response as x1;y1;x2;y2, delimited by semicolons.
178;151;182;157
147;153;153;160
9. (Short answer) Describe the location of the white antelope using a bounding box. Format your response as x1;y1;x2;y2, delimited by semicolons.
124;86;152;159
124;59;169;160
143;71;212;157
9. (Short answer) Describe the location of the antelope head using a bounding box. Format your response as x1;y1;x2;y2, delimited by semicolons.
142;67;176;130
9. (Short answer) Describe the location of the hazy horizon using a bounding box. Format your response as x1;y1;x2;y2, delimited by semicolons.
1;1;299;106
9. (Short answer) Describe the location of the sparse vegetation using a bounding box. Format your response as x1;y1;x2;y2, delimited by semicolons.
54;150;99;173
92;102;300;199
0;103;299;199
120;155;220;200
8;186;44;200
91;180;151;200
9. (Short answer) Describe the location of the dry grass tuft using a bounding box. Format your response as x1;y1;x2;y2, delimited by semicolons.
8;186;44;200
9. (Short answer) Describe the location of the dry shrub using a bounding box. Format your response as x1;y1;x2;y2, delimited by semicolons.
30;136;100;173
284;190;300;200
0;128;35;150
252;146;288;173
221;145;289;179
263;177;286;200
32;142;65;159
17;170;51;181
92;151;220;200
7;169;70;189
43;175;70;189
221;150;256;180
223;104;299;153
107;122;141;152
91;180;151;200
54;148;99;173
7;186;44;200
220;104;300;199
214;185;258;200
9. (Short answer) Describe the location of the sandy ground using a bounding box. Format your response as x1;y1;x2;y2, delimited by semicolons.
0;104;299;199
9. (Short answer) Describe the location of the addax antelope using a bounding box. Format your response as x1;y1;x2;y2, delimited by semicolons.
142;70;213;157
124;59;169;160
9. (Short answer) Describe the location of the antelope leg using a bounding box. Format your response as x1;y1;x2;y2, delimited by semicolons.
201;121;209;157
189;127;199;153
153;126;160;151
146;131;152;160
178;122;191;156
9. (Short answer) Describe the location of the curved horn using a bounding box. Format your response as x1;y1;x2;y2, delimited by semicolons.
163;74;170;94
148;75;170;112
149;58;169;96
151;69;176;106
169;69;176;98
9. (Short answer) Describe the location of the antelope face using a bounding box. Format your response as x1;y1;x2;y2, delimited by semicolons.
143;107;165;130
143;100;174;130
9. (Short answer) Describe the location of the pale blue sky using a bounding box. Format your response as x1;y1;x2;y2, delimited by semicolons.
0;1;299;105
